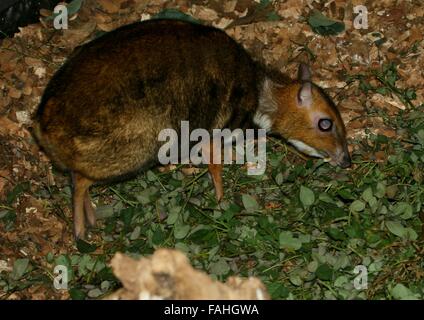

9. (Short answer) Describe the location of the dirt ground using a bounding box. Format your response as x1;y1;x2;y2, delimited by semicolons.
0;0;423;299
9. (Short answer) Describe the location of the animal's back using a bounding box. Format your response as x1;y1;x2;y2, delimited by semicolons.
34;19;260;181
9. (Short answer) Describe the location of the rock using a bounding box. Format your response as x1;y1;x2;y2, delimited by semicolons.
106;249;269;300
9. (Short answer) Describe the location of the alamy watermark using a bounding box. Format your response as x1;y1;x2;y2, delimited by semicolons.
353;265;368;290
52;263;370;292
353;5;369;30
53;5;69;30
51;4;370;31
157;121;267;175
53;265;68;290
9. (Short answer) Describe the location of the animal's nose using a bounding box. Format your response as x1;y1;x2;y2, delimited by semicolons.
339;153;351;168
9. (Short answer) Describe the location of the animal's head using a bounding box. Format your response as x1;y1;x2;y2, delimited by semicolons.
260;64;351;168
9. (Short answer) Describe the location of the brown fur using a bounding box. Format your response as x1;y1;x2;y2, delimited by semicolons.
33;19;350;240
33;20;259;181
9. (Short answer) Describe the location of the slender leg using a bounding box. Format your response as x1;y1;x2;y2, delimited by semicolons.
206;140;224;202
208;163;223;202
71;172;93;240
84;190;96;227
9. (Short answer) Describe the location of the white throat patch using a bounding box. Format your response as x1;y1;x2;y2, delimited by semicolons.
288;139;323;158
254;77;279;132
253;111;272;132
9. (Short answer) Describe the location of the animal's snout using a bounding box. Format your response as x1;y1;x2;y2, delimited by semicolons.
339;153;351;168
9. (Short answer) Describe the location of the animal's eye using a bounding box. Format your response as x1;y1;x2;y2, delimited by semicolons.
318;119;333;132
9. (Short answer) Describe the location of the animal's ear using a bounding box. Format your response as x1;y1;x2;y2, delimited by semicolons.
297;82;312;107
298;63;312;82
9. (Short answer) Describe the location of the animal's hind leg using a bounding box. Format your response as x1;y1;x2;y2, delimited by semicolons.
71;172;93;240
84;190;96;227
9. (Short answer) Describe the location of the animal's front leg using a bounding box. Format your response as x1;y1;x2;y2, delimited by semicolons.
208;163;223;202
205;141;224;202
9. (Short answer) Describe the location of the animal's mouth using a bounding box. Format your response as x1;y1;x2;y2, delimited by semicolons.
318;151;331;162
313;150;351;168
287;139;351;168
288;139;326;159
325;152;351;168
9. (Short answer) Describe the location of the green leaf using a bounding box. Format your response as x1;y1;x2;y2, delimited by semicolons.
350;200;366;212
55;255;71;268
307;261;318;272
209;258;230;276
326;228;346;241
359;80;373;93
334;275;348;287
362;188;378;211
152;9;201;24
7;182;30;205
189;226;218;246
299;186;315;207
77;255;93;276
279;231;303;251
174;224;190;239
242;194;260;212
96;205;115;219
135;188;155;205
385;221;406;238
0;210;16;225
308;10;345;36
376;87;389;95
289;274;303;286
405;88;416;100
67;0;83;16
88;288;103;298
266;11;281;22
390;284;419;300
337;189;355;200
375;182;386;198
46;252;54;263
298;233;311;243
385;221;417;240
146;170;157;182
315;264;334;281
374;38;386;47
404;228;418;241
120;207;135;228
275;172;284;185
12;258;29;280
393;202;413;219
76;239;97;253
175;242;190;254
100;281;110;291
69;287;86;300
386;185;398;199
45;0;83;21
345;221;364;238
130;226;141;240
267;283;289;299
167;207;181;225
152;228;165;245
223;203;241;219
318;193;335;204
415;129;424;145
333;254;349;270
362;188;374;203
